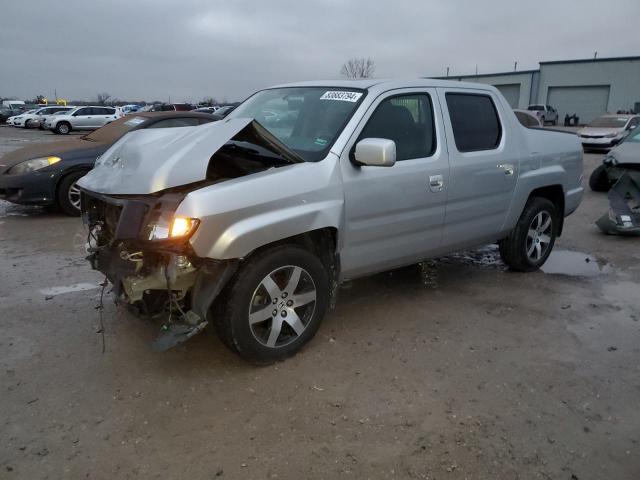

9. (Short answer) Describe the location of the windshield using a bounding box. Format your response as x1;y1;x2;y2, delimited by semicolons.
84;115;147;142
588;117;628;128
229;87;366;161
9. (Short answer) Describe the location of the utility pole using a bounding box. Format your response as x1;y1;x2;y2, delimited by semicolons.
594;51;598;59
514;61;517;72
475;64;478;77
446;66;450;77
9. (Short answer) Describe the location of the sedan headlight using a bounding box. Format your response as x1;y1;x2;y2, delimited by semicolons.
146;216;199;241
6;156;61;175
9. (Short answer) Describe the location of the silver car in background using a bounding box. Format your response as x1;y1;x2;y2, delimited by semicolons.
577;114;640;150
44;106;123;134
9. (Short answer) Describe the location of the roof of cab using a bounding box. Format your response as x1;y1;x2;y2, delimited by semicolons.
271;78;498;94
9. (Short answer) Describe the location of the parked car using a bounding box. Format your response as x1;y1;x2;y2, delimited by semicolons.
577;114;640;150
78;79;584;362
589;126;640;191
12;106;73;128
527;104;558;125
0;112;218;215
2;100;26;110
193;107;220;115
7;109;38;126
148;103;194;112
214;105;236;117
0;107;13;124
121;104;142;115
37;107;76;130
43;106;124;134
514;109;543;128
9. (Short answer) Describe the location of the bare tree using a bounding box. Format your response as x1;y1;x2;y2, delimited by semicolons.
95;92;111;105
340;57;375;79
201;97;218;107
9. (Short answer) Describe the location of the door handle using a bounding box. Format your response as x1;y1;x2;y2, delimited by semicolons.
429;174;444;192
497;164;514;176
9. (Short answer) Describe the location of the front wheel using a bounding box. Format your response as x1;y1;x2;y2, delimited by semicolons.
57;171;86;216
213;245;329;363
55;122;71;135
499;197;558;272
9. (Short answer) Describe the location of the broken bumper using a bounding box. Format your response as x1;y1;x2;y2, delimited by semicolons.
81;190;238;349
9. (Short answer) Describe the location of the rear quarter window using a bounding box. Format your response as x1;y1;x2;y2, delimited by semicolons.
445;93;502;152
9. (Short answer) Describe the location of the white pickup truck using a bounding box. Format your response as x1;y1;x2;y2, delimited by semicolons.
79;79;584;362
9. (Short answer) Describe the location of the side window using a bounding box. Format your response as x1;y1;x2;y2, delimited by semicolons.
75;107;89;116
358;94;435;161
147;118;201;129
104;108;116;115
445;93;502;152
628;117;639;128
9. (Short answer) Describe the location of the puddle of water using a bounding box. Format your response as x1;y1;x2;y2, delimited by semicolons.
541;250;612;277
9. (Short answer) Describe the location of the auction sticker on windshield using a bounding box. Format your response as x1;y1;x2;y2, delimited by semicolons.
124;117;146;126
320;91;363;102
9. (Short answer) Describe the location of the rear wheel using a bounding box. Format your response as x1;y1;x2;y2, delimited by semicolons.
55;122;71;135
499;197;558;272
589;165;612;192
213;245;329;363
57;171;86;216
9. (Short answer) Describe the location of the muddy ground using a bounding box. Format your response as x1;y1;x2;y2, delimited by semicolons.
0;126;638;480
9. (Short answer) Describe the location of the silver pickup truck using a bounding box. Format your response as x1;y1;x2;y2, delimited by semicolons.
78;79;583;362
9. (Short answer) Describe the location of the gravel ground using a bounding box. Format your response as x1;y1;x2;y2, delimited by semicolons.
0;126;638;479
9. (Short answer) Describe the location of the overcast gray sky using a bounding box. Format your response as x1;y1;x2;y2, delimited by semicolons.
2;0;638;103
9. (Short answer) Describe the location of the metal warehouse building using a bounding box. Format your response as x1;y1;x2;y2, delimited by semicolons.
436;56;640;123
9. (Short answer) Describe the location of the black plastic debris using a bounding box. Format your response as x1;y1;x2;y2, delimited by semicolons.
596;171;640;236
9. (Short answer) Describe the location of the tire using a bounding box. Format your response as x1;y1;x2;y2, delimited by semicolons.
24;119;33;129
589;165;612;192
499;197;558;272
56;171;87;216
55;122;71;135
213;245;329;363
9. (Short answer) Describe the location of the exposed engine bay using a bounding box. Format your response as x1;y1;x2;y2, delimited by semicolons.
80;120;301;350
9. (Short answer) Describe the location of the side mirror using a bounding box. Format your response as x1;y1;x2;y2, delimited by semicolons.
353;138;396;167
628;125;637;130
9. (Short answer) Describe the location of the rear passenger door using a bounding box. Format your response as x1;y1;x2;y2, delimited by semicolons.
438;89;519;250
93;107;117;127
340;89;449;278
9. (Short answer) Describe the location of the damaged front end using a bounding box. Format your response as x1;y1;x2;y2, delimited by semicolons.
596;170;640;236
83;189;238;350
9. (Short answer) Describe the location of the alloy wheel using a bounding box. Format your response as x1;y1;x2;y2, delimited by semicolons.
248;265;316;348
526;211;552;262
67;182;82;211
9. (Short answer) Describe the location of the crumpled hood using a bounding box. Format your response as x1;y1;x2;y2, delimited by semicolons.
78;117;253;195
578;127;625;136
608;141;640;165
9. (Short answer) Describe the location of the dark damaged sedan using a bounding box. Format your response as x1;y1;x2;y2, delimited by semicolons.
0;112;218;215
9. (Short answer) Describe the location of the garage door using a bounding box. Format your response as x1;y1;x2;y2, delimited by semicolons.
495;84;520;108
547;85;610;124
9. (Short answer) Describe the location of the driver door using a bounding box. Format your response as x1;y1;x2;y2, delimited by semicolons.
339;89;449;279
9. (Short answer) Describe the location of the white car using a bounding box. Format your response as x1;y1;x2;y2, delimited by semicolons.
577;114;640;149
44;106;123;134
527;104;559;125
36;106;76;130
12;106;74;128
7;109;38;126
